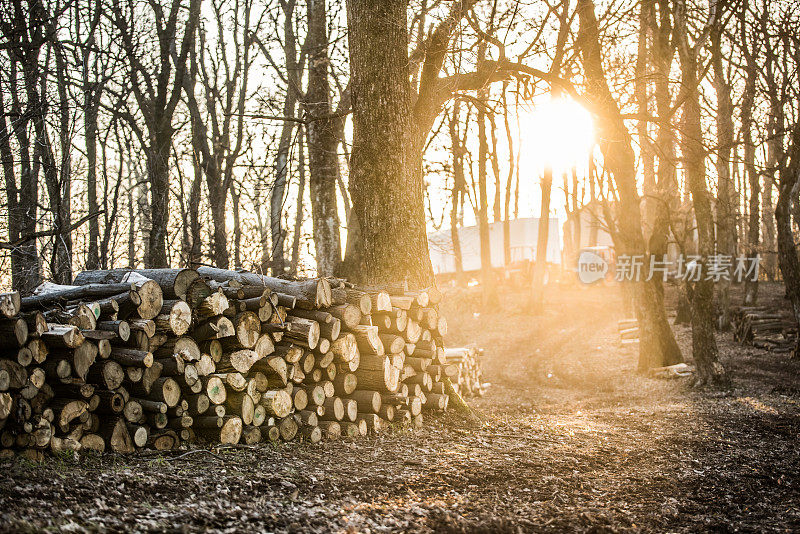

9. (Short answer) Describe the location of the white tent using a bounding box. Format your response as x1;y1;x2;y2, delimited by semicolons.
428;217;562;275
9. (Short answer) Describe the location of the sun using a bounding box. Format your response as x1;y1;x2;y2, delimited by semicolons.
518;97;595;175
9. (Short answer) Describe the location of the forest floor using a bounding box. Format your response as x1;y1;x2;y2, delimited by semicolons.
2;282;799;533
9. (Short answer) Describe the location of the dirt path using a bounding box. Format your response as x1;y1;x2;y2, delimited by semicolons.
2;284;799;532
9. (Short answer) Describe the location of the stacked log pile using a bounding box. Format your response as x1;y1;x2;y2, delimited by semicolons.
618;319;639;345
732;306;798;353
0;268;474;457
443;345;488;397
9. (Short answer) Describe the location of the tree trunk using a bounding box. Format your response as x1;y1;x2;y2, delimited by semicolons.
476;58;495;306
231;184;241;270
0;57;40;294
676;2;727;387
146;134;171;268
577;0;682;370
711;18;735;330
740;13;760;304
305;0;342;276
343;0;433;288
448;103;466;283
85;102;100;270
502;84;514;266
635;0;656;238
775;122;800;358
531;169;552;314
269;1;299;276
291;126;306;275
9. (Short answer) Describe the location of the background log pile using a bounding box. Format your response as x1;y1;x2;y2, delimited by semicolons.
0;268;482;457
618;319;639;345
732;306;798;353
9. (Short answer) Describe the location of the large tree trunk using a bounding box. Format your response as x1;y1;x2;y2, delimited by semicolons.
343;0;433;288
577;0;682;370
676;2;727;388
305;0;342;276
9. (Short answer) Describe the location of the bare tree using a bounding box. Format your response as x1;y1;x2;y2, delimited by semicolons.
674;0;728;387
576;0;683;370
304;0;342;276
184;0;260;269
108;0;201;268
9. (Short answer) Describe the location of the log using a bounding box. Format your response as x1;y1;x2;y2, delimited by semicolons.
216;312;254;350
155;300;192;336
129;377;181;407
86;359;124;390
21;311;48;337
115;279;163;320
347;390;382;413
320;397;344;421
226;391;255;425
110;348;153;368
260;389;292;418
355;366;398;393
51;399;88;433
302;384;326;406
378;403;395;421
22;284;132;310
42;324;84;349
204;376;227;405
318;420;341;440
73;268;199;300
284;316;320;350
219;415;243;445
196;267;332;308
344;288;372;315
275;293;297;309
193;316;235;340
327;304;361;330
301;424;322;443
379;333;405;354
154;336;201;361
241;425;262;445
272;342;302;363
217;349;262;374
199;339;223;362
359;413;384;433
197;290;229;318
330;333;358;363
252;355;288;386
291;386;308;411
0;318;27;348
0;291;21;318
349;325;383;355
278;416;298;441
